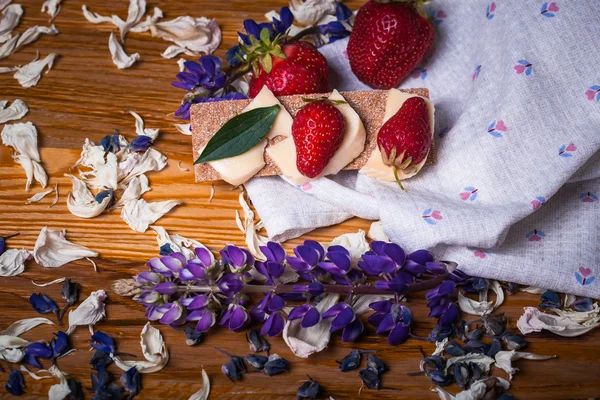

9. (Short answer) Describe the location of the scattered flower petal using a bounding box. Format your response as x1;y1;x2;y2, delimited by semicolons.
108;31;140;69
149;16;221;59
150;226;212;261
367;220;389;242
121;198;182;233
12;153;48;190
118;147;167;185
326;230;369;260
26;187;55;204
81;5;113;24
13;52;57;88
1;121;41;161
458;280;504;316
113;322;169;373
494;350;554;379
41;0;62;21
188;369;210;400
0;248;31;276
0;4;23;43
65;174;112;218
1;317;54;336
129;111;159;140
66;289;107;335
445;353;495;374
130;7;163;33
32;277;66;287
112;174;151;209
289;0;336;26
431;377;511;400
112;0;146;42
520;286;547;294
33;227;98;268
174;122;191;135
0;99;28;123
517;306;600;337
16;25;59;48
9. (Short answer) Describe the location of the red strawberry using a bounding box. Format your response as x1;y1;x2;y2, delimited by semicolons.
347;0;435;89
377;96;431;188
292;101;346;178
249;41;329;98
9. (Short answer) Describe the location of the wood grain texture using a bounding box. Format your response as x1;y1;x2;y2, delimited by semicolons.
1;1;599;399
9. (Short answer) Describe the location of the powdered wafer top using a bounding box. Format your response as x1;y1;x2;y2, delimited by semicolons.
191;88;434;183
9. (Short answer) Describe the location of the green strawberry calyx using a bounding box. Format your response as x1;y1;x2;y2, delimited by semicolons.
238;28;287;75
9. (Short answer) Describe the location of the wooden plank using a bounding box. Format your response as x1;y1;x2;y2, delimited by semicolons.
1;0;599;399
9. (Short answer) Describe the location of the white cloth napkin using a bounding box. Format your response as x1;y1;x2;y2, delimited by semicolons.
246;0;600;297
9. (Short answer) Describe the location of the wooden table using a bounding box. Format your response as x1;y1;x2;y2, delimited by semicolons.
1;1;599;398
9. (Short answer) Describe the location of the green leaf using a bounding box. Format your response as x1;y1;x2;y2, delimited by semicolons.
261;53;273;73
195;105;280;164
260;28;271;44
270;45;287;60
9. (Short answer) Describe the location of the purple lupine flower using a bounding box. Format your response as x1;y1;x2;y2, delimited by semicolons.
319;245;352;277
147;253;186;277
29;293;58;315
322;302;363;342
238;19;274;44
50;331;70;359
225;45;243;67
220;305;250;331
287;240;326;280
172;56;226;91
129;135;153;152
372;303;412;345
375;271;413;293
91;331;115;355
358;241;405;275
136;290;161;305
24;342;52;368
272;7;293;35
221;245;255;272
159;301;187;326
261;296;286;337
250;292;272;322
218;273;245;296
288;304;321;328
153;281;178;296
426;281;459;326
134;271;161;285
187;308;216;333
100;133;120;153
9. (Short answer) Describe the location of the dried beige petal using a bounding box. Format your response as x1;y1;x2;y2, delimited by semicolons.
289;0;336;26
188;369;210;400
117;147;167;184
0;335;29;348
0;4;22;43
367;220;389;242
113;322;169;373
81;5;113;24
283;293;339;358
236;191;269;261
0;65;16;73
520;286;547;294
112;0;146;42
112;174;151;209
0;249;31;276
150;226;213;261
0;98;28;123
494;350;554;380
177;57;186;71
177;160;189;171
26;187;54;204
16;25;59;48
50;183;59;207
14;52;57;87
33;226;98;268
458;281;504;316
150;16;221;58
129;110;159;140
121;198;182;233
326;230;369;260
431;377;511;400
66;289;106;335
0;0;12;11
445;354;495;374
32;277;66;287
108;32;140;69
41;0;62;21
130;6;163;33
0;33;18;60
47;366;70;400
517;306;600;337
65;174;112;218
1;121;40;161
174;122;191;135
1;317;54;336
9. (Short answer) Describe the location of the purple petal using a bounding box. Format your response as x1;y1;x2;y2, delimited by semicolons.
404;260;426;275
295;245;320;266
407;250;434;265
303;240;325;260
439;303;459;326
195;247;213;266
268;295;285;312
300;307;320;328
288;304;310;320
322;302;349;319
187;295;209;310
330;307;356;332
370;300;392;313
286;257;311;272
160;303;183;324
425;262;447;274
383;243;406;266
375;280;389;290
260;313;274;336
368;312;387;327
186;263;207;280
135;271;160;284
224;245;246;267
370;241;387;256
160;256;184;273
267;242;286;263
147;258;172;276
341;318;363;342
267;261;285;279
362;254;395;274
179;268;196;281
268;312;285;336
229;306;249;331
196;310;216;332
171;252;188;265
319;261;344;276
326;249;352;272
186;309;204;321
376;314;396;334
388;323;410;345
154;282;178;295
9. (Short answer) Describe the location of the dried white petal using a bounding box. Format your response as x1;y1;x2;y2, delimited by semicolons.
113;322;169;373
174;122;191;135
121;198;182;233
551;303;600;322
41;0;62;21
236;191;269;261
445;354;495;374
494;350;554;380
112;174;151;209
129;110;159;140
0;33;18;61
66;289;106;335
0;98;28;123
431;377;511;400
1;121;40;161
65;174;111;218
0;65;16;73
0;248;31;276
47;365;70;400
517;306;600;337
26;187;54;204
177;57;186;71
73;138;105;169
188;369;210;400
326;230;369;260
1;317;53;336
50;183;59;207
150;226;213;262
14;52;57;87
0;0;12;11
87;257;98;272
564;293;576;308
0;348;24;362
0;4;22;43
112;0;146;42
367;220;389;242
81;5;113;24
32;277;66;287
432;338;449;357
16;25;59;48
208;184;214;202
151;17;221;58
289;0;336;26
283;293;339;358
130;6;163;33
519;286;547;294
0;335;29;348
20;365;54;379
458;281;504;316
108;32;140;69
33;226;98;268
32;159;48;188
178;160;189;171
118;148;167;184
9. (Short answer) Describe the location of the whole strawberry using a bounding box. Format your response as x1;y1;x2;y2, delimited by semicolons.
293;101;346;178
249;41;329;98
377;96;431;189
347;0;434;89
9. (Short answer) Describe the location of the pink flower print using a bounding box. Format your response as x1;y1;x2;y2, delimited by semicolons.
558;143;576;157
585;86;600;101
575;267;595;286
422;208;443;225
411;67;428;80
487;120;507;138
343;49;349;60
429;9;447;25
486;2;496;19
540;2;559;17
580;192;599;203
526;229;545;241
473;250;487;259
531;196;546;210
300;183;313;191
460;187;478;201
472;65;482;81
514;60;533;75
